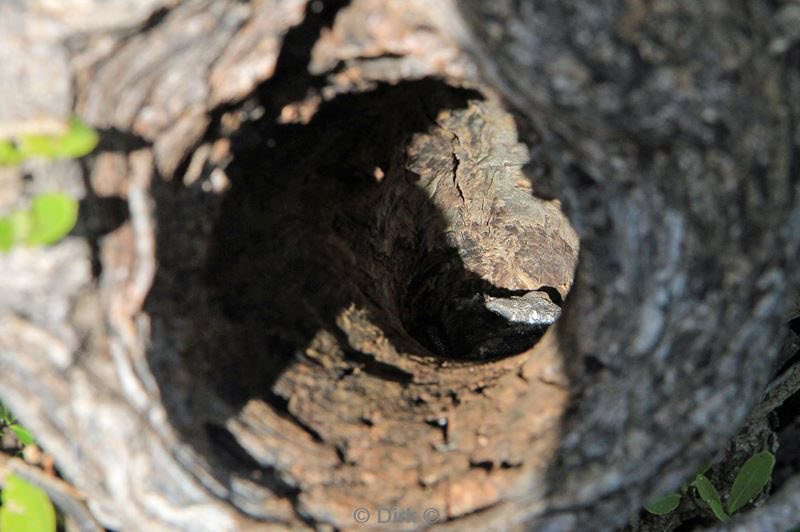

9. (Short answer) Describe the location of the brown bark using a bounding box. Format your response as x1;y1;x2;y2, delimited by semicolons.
0;1;798;530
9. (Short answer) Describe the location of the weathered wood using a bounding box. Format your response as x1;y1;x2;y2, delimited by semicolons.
0;0;798;530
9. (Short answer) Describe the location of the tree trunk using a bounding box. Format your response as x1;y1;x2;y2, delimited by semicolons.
0;1;798;530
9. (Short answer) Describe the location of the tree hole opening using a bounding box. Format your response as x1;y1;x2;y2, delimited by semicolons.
206;78;578;389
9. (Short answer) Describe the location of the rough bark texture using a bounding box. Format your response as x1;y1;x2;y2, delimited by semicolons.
0;0;798;531
450;1;800;529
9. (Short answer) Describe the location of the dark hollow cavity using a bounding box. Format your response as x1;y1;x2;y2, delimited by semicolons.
205;79;578;383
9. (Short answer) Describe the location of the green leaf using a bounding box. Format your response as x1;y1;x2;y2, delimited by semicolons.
16;134;61;159
0;217;13;251
9;116;98;161
0;403;12;425
0;141;24;165
26;193;78;246
56;117;99;158
0;474;56;532
727;451;775;514
693;474;729;522
9;425;34;446
644;493;681;515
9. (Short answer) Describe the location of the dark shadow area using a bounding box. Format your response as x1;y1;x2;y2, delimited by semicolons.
92;127;150;154
74;165;129;278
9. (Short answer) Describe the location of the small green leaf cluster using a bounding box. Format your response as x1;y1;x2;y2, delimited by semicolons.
644;451;775;522
0;404;34;447
0;117;98;165
0;116;96;252
0;404;55;531
0;193;79;251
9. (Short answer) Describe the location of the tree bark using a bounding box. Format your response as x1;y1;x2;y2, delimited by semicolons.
0;1;798;530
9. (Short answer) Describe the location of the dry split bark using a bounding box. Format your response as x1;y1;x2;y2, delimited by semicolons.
0;1;799;530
